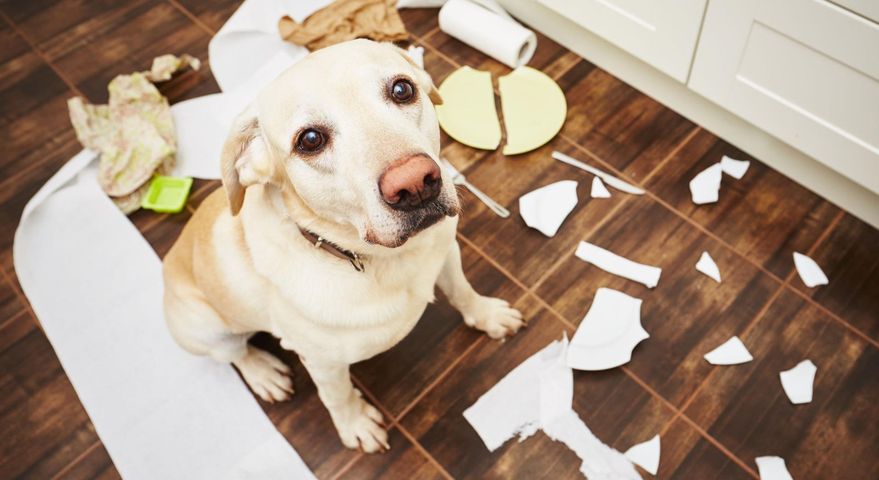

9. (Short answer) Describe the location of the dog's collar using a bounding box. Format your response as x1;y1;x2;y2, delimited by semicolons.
298;227;366;272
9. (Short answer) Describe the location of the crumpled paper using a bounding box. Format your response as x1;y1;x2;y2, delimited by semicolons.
67;54;199;213
278;0;409;51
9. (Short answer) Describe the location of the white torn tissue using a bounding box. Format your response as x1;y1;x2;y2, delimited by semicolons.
519;180;578;237
689;163;723;205
567;288;649;371
575;241;662;288
695;251;722;283
704;336;753;365
779;360;817;405
624;434;660;475
464;337;640;479
591;176;611;198
720;155;750;179
755;456;794;480
793;252;829;287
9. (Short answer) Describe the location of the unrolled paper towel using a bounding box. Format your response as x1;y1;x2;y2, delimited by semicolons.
438;0;536;68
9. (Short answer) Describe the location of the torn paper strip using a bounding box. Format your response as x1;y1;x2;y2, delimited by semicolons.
543;409;640;480
720;155;750;179
696;251;722;283
567;288;648;371
624;434;660;475
793;252;829;287
689;163;722;205
518;180;578;237
591;176;611;198
552;151;645;195
704;336;753;365
779;360;817;405
575;241;662;288
755;456;793;480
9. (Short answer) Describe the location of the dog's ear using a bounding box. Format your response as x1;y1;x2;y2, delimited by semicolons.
393;45;443;106
220;104;274;215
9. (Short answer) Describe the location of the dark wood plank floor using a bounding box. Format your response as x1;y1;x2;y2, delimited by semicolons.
1;2;877;479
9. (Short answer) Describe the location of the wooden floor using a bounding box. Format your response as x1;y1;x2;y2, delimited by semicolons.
1;2;877;479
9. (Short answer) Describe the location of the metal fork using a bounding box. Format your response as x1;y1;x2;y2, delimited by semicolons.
441;158;510;218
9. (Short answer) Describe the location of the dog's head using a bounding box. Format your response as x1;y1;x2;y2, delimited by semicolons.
220;39;458;248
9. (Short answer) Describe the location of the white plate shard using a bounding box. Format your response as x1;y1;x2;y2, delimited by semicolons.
575;241;662;288
704;336;753;365
755;456;794;480
695;251;722;283
793;252;829;287
720;155;750;179
779;360;817;404
689;162;722;205
567;288;649;371
591;176;611;198
624;434;660;475
518;180;578;237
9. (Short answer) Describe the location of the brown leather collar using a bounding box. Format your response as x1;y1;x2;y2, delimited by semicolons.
298;227;365;272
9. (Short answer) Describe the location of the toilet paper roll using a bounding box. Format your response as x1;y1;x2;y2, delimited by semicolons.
438;0;537;68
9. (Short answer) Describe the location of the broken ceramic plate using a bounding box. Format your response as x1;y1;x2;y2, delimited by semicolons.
779;359;817;404
689;163;722;204
793;252;828;287
755;456;793;480
590;176;611;198
695;251;721;283
624;434;660;475
575;241;662;288
704;336;753;365
720;155;750;179
567;288;649;371
518;180;578;237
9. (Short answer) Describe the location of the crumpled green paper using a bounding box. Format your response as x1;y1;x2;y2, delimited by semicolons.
67;54;200;213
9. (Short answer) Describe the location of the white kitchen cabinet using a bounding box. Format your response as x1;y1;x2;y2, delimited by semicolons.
689;0;879;193
536;0;707;82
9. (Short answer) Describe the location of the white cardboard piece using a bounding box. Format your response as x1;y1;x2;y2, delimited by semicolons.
689;162;723;205
624;435;661;475
704;336;753;365
591;176;611;198
518;180;578;237
695;251;722;283
575;241;662;288
755;456;794;480
567;288;649;371
720;155;750;179
779;360;817;405
793;252;829;287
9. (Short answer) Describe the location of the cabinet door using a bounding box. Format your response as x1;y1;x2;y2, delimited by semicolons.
689;0;879;193
537;0;707;82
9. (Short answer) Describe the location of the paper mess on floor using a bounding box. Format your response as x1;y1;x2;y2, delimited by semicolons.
695;251;722;283
755;456;794;480
552;151;645;195
518;180;578;237
793;252;829;287
575;241;662;288
436;66;502;150
464;337;639;479
624;434;661;475
591;177;611;198
779;360;817;405
704;336;753;365
689;163;723;205
567;288;648;371
720;155;750;179
498;67;567;155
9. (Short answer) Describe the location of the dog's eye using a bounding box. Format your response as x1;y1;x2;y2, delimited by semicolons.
390;79;416;104
296;129;326;153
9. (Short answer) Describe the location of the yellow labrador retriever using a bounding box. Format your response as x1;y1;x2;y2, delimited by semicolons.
163;39;524;453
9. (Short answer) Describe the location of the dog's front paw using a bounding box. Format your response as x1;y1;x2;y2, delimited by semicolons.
333;390;389;453
463;296;525;339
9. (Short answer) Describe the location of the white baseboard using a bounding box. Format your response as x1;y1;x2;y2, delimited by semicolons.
499;0;879;228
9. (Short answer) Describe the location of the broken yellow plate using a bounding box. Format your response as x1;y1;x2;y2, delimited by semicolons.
499;66;567;155
435;66;502;150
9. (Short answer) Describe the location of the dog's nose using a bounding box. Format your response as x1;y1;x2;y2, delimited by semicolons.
379;154;442;210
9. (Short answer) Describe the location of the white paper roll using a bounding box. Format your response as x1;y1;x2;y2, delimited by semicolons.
438;0;537;68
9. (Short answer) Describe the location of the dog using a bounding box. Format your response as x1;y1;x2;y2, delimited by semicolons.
163;39;524;453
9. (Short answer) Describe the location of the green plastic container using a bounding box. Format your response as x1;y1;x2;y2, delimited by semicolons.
141;176;193;213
